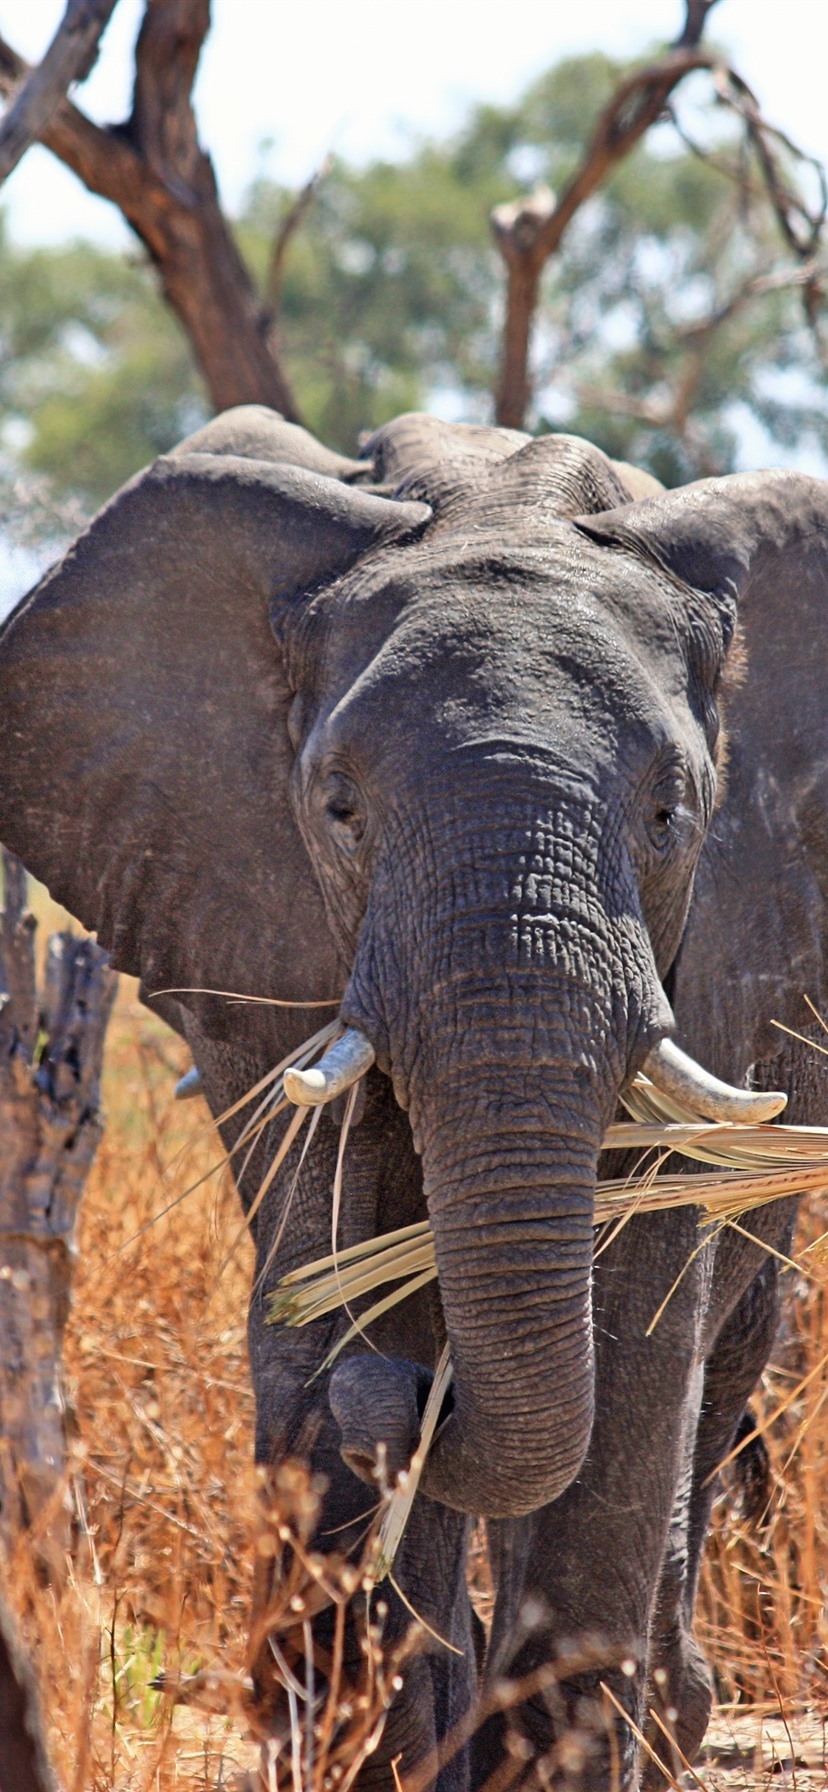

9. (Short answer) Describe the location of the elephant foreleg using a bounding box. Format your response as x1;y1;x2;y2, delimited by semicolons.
474;1209;708;1792
643;1250;785;1786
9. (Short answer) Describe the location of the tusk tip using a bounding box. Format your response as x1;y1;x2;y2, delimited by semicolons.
643;1037;788;1125
174;1066;203;1100
284;1066;327;1106
283;1027;376;1107
757;1091;788;1120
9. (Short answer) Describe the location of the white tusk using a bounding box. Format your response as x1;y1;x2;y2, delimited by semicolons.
284;1028;375;1107
643;1036;787;1125
174;1065;203;1100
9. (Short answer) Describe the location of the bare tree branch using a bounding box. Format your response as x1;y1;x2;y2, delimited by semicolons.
491;0;827;428
0;0;118;189
711;66;828;354
0;31;151;215
675;0;721;48
491;36;719;427
665;71;828;364
574;260;824;475
264;156;331;323
676;259;824;344
0;1;301;419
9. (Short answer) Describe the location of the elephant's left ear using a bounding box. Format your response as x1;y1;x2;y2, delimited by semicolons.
0;450;429;1039
575;469;828;640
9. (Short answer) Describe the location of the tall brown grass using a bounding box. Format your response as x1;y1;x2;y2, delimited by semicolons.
4;897;828;1785
2;967;261;1789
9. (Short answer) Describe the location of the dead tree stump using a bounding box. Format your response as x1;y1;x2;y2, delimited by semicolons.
0;848;116;1560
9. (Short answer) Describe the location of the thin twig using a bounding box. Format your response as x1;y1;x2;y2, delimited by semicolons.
265;156;332;323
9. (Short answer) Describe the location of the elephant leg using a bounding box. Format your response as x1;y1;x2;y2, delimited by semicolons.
643;1251;784;1786
644;1028;828;1775
244;1089;478;1791
475;1209;709;1792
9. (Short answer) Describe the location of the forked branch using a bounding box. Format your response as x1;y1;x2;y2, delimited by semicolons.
0;0;119;187
0;0;300;418
491;0;722;427
490;0;827;427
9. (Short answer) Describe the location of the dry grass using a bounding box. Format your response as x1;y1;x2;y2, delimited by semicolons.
2;963;261;1789
698;1191;828;1710
4;889;828;1788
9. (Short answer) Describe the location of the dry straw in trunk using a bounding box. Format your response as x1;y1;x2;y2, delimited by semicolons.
262;1054;828;1576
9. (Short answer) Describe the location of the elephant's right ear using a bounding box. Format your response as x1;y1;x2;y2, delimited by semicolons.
0;451;429;1035
576;468;828;641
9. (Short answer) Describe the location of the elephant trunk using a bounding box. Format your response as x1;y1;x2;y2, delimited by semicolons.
410;1021;607;1518
338;778;668;1517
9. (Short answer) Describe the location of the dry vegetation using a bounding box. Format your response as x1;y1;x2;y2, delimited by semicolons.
2;965;261;1789
2;893;828;1788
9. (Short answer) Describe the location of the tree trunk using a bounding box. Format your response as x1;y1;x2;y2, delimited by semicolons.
0;850;116;1567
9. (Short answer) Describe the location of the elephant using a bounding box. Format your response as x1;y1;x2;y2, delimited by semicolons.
1;403;827;1791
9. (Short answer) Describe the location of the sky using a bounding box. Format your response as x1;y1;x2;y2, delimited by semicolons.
1;0;827;250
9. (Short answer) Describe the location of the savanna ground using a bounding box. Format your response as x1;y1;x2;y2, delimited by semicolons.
3;888;828;1790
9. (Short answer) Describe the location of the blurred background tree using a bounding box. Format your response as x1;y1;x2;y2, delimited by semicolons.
0;5;825;533
0;222;201;505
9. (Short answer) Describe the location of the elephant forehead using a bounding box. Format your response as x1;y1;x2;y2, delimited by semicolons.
317;522;693;747
329;507;682;663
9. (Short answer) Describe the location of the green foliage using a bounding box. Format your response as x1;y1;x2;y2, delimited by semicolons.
240;137;509;451
0;223;204;516
1;47;825;529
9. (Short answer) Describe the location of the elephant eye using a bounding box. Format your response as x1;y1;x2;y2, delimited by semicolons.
649;806;676;847
646;767;688;853
322;772;366;851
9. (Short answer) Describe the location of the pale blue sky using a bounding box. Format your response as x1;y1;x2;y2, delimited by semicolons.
1;0;827;249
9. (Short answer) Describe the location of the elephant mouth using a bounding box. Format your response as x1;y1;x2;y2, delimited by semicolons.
283;1023;787;1125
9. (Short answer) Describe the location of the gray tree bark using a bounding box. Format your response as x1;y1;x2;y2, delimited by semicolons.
0;0;119;189
0;850;116;1563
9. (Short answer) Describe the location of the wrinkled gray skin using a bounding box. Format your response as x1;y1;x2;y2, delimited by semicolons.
1;408;827;1790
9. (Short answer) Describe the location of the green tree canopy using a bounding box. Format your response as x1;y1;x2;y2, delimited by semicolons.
1;48;825;527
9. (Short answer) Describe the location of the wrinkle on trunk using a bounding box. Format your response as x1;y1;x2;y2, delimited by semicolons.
341;779;670;1519
415;1057;604;1518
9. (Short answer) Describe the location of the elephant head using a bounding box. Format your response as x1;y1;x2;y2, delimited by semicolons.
1;407;822;1526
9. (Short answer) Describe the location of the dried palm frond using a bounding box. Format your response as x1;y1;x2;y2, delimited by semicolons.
126;1021;342;1255
268;1093;828;1347
367;1344;453;1586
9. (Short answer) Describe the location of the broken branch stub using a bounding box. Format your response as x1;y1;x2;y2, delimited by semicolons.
0;0;120;190
0;849;117;1564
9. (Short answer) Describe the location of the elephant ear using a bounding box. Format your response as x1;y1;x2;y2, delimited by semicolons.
577;470;828;1074
0;450;429;1043
169;402;372;483
576;468;828;634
